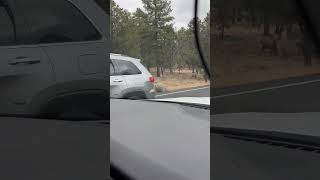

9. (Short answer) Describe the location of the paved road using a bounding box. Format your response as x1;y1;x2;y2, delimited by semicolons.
156;86;210;99
213;74;320;114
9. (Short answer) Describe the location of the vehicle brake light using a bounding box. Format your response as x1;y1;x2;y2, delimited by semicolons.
149;77;155;83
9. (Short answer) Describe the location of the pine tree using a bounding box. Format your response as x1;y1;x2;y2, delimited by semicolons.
140;0;174;77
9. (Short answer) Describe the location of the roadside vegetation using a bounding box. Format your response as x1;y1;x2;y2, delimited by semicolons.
212;0;320;88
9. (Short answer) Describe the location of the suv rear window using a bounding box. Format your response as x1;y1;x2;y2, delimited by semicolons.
114;60;142;75
94;0;109;15
16;0;102;44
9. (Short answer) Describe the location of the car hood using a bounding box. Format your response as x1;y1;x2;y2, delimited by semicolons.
150;97;210;106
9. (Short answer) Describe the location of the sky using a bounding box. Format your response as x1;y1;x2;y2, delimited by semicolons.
114;0;210;29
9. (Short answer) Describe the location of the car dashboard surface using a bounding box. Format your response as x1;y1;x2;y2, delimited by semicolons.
111;99;210;180
211;113;320;180
0;117;109;180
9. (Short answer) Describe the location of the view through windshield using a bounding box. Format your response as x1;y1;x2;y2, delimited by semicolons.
212;0;320;114
111;0;210;100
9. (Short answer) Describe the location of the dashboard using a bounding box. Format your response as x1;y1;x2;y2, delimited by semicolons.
111;99;210;180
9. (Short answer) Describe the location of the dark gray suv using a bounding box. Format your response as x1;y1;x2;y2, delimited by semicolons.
0;0;109;119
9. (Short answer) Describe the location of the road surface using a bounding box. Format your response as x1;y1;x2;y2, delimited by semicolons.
213;74;320;114
156;86;210;99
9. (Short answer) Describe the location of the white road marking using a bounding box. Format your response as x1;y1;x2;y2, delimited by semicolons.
213;78;320;99
151;97;210;105
156;86;210;97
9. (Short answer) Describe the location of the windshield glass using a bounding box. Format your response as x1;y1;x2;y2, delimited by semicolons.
212;0;320;114
111;0;210;100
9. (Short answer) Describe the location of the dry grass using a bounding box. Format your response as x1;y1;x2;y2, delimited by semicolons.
214;56;320;88
150;69;210;91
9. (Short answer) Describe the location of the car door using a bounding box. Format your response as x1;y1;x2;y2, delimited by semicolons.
115;60;145;90
110;59;127;98
14;0;109;97
0;0;54;115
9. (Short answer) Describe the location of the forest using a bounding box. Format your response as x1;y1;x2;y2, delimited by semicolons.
111;0;210;78
212;0;320;87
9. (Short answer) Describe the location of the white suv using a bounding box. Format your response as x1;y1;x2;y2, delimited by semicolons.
0;0;109;119
110;54;155;99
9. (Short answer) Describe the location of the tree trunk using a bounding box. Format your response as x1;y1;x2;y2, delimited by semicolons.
264;23;270;36
220;24;225;40
286;24;293;40
263;12;270;36
275;24;283;39
298;22;313;67
169;65;173;73
250;8;255;26
204;73;208;83
156;66;161;77
232;8;237;24
192;65;196;78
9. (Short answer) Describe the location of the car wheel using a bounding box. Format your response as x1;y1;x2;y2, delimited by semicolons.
124;92;146;100
127;96;141;100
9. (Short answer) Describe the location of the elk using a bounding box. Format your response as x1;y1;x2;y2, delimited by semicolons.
259;34;279;56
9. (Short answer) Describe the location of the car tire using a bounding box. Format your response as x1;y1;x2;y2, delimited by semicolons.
124;92;146;100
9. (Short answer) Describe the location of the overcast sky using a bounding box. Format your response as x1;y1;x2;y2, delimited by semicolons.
114;0;210;29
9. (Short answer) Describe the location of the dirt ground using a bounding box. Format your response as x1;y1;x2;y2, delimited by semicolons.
214;56;320;88
150;69;210;92
213;25;320;88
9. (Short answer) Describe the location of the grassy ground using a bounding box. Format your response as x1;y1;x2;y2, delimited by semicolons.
150;69;210;92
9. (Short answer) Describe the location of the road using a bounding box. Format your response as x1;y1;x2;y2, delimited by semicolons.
213;74;320;114
156;86;210;99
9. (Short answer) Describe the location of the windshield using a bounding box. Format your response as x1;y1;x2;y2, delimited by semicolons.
212;0;320;114
111;0;210;100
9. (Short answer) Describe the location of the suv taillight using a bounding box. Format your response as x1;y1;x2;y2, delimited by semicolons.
149;77;155;83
